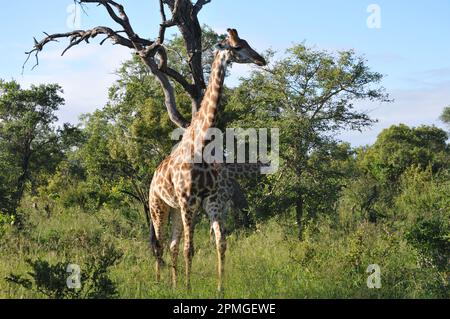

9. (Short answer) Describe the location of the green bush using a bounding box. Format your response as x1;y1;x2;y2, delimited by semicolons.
5;243;122;299
393;167;449;296
0;212;14;238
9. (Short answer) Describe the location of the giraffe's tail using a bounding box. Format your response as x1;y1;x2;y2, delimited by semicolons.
149;220;158;259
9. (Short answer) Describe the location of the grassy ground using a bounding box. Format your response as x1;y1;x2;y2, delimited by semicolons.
0;201;446;299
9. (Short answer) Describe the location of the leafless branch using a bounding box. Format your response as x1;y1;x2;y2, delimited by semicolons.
24;1;216;127
140;50;190;128
24;0;195;128
77;0;139;44
23;28;134;72
192;0;212;16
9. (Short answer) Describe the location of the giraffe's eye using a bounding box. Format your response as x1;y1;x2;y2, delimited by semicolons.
233;46;242;51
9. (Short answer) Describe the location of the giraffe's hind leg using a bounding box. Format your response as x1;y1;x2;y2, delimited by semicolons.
150;195;170;282
169;209;183;288
211;217;227;294
180;202;197;291
204;197;227;294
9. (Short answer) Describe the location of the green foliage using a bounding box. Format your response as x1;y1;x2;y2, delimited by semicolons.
440;106;450;128
361;124;449;184
0;212;14;238
396;167;449;270
338;173;385;224
227;44;389;236
337;165;449;296
0;80;81;217
1;204;443;299
6;244;122;299
0;202;126;299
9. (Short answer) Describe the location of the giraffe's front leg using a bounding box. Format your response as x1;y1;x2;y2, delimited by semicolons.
180;204;195;291
169;209;183;289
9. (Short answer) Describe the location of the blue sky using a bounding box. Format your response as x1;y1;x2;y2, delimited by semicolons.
1;0;449;146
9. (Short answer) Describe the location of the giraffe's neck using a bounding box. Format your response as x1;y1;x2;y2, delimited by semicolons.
181;50;228;149
194;50;228;137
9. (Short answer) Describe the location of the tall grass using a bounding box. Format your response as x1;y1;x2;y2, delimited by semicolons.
1;198;444;299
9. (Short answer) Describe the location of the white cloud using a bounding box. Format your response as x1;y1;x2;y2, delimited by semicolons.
19;44;131;124
339;81;450;146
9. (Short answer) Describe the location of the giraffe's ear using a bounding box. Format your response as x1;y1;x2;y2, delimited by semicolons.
227;28;239;37
227;28;240;46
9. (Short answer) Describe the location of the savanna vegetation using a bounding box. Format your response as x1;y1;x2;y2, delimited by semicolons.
0;1;449;299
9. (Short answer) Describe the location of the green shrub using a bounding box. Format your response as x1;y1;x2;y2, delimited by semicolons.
394;167;449;296
0;212;14;238
5;243;122;299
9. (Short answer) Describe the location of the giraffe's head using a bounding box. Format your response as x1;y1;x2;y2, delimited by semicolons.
217;28;267;67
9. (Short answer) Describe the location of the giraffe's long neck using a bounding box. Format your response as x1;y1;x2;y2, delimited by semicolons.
174;50;228;163
188;50;228;146
195;50;228;135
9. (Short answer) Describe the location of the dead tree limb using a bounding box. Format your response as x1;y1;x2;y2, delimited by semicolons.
24;0;213;128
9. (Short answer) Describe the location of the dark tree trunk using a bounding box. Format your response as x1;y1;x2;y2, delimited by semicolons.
294;158;305;241
13;149;32;215
295;192;304;240
164;0;207;114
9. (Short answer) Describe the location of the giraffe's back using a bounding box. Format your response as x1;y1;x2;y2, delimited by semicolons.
151;153;221;210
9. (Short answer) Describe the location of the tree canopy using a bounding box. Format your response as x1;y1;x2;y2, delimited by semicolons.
361;124;449;184
0;81;78;216
227;44;390;237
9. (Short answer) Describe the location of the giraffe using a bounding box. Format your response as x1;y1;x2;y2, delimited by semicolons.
149;28;267;293
208;162;268;237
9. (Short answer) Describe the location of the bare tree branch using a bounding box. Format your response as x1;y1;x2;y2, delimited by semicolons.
23;28;134;72
77;0;139;44
163;0;206;114
192;0;212;16
155;45;197;96
25;0;216;127
25;0;193;128
158;0;169;43
140;50;190;128
161;0;181;28
25;0;210;127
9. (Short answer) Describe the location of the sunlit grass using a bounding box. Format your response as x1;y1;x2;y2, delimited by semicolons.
1;201;443;299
